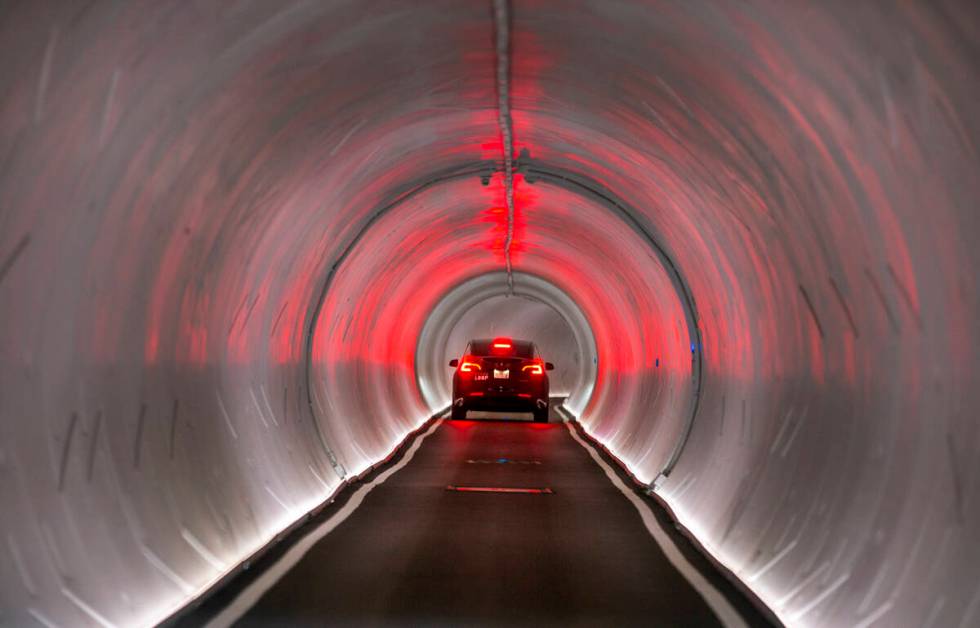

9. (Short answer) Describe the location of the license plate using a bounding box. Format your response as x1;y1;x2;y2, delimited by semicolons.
493;369;510;379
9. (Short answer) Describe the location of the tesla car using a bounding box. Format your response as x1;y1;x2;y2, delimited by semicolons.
449;337;554;422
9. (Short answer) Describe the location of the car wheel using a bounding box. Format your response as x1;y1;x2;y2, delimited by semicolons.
533;406;549;423
451;405;466;421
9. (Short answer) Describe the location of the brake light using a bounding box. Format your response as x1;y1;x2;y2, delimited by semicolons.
460;357;482;372
492;337;512;349
522;361;544;375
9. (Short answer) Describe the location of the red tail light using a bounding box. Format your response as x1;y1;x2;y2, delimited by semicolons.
522;360;544;375
459;356;482;372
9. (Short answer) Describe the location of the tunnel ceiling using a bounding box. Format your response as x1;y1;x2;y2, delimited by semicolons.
1;1;978;627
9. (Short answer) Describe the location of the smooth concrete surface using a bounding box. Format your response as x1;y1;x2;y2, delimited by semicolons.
0;1;977;627
181;416;770;628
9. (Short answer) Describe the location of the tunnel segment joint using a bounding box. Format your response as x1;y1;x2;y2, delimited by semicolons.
496;159;706;480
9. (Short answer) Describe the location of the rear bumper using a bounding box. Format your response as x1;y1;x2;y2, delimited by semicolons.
454;394;548;411
453;372;549;413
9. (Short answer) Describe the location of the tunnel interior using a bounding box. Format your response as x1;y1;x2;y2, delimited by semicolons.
0;1;978;627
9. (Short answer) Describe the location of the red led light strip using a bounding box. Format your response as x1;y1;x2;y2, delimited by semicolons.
446;485;554;494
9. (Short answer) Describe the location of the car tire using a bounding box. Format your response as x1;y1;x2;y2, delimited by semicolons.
451;405;466;421
533;406;549;423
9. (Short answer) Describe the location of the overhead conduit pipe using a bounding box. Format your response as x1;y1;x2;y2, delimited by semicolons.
0;2;977;627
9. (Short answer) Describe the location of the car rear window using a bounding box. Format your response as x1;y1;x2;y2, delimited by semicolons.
469;340;534;358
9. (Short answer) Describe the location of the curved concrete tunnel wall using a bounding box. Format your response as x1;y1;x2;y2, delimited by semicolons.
308;172;694;484
0;2;977;627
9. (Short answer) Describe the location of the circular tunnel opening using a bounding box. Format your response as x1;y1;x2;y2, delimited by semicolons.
306;170;702;486
416;271;598;416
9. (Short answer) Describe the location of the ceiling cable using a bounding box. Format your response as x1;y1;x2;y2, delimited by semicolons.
492;0;515;296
